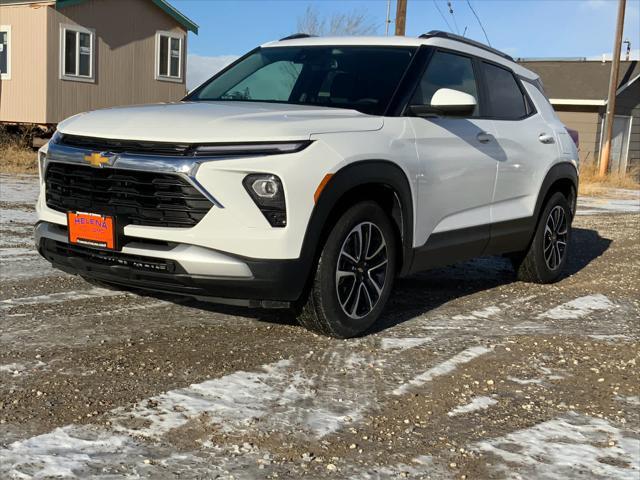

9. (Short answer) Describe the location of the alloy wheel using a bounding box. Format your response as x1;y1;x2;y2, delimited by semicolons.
335;222;388;319
543;205;568;270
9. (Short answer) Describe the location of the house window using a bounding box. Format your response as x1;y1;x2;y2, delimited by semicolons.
156;31;183;81
0;25;10;80
60;25;94;81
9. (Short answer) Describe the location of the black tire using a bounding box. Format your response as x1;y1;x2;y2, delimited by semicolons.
514;191;572;283
296;201;397;338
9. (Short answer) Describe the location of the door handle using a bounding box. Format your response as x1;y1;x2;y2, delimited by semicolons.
477;132;493;143
538;133;555;144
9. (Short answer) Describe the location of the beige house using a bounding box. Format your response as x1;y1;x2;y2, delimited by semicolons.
0;0;198;125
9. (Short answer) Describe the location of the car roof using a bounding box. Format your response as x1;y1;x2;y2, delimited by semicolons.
261;35;539;81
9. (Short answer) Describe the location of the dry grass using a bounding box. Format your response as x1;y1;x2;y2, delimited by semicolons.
0;144;38;174
579;162;640;197
0;125;39;174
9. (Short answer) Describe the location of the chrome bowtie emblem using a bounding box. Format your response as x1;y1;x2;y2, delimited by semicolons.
84;152;116;168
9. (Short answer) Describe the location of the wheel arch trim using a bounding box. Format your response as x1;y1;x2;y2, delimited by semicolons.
300;160;415;278
534;162;579;222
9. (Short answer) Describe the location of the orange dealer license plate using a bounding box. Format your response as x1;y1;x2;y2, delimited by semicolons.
67;212;116;250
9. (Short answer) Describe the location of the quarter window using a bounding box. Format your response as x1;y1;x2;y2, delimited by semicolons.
156;32;183;80
411;51;479;116
0;25;10;80
482;62;528;119
61;26;94;80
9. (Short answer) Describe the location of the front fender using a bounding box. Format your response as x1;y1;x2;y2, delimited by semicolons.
298;160;415;277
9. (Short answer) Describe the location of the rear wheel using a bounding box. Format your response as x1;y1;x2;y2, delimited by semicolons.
296;201;397;338
513;191;571;283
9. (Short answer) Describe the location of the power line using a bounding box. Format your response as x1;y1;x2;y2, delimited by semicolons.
447;1;460;35
466;0;491;46
432;0;454;33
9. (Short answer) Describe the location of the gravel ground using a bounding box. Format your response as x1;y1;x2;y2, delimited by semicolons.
1;175;639;479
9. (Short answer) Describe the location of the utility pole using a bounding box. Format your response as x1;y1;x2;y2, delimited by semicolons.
598;0;626;177
395;0;407;36
385;0;392;36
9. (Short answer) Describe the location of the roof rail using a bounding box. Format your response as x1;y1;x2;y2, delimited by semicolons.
279;33;316;41
419;30;514;62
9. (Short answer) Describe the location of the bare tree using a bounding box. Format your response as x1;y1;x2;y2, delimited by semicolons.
297;5;378;36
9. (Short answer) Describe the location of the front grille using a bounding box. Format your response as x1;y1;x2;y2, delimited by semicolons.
59;134;194;156
45;163;213;228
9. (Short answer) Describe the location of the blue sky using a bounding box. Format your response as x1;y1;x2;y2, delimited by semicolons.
177;0;640;87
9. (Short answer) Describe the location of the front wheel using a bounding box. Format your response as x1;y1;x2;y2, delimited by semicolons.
296;201;397;338
513;191;572;283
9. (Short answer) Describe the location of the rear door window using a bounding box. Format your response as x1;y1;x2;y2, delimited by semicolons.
482;62;528;120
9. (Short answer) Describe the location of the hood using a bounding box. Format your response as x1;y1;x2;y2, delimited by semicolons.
57;101;383;143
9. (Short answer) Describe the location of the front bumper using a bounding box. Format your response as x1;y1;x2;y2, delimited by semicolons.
39;137;336;261
36;222;309;307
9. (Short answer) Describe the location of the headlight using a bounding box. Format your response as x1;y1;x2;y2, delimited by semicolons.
194;141;311;157
243;174;286;227
38;151;47;182
50;131;62;144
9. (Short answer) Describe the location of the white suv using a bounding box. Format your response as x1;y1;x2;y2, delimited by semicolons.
36;31;578;338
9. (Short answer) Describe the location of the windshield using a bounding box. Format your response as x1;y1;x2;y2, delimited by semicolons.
188;46;417;115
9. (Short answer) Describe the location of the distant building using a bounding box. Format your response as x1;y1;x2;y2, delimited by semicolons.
0;0;198;125
519;59;639;178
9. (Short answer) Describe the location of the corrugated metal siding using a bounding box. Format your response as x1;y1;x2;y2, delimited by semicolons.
555;110;602;165
616;82;639;178
0;3;48;123
46;0;187;124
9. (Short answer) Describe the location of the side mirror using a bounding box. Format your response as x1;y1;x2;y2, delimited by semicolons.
409;88;477;117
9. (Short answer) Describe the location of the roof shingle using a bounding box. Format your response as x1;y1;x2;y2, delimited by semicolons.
518;60;639;100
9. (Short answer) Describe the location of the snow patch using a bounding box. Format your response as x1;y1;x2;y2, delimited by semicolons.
305;409;360;438
0;360;45;376
348;455;435;479
0;288;126;310
81;299;176;318
111;359;308;438
0;254;61;280
508;376;543;385
0;175;40;204
577;196;640;216
589;334;631;341
380;337;432;351
539;294;615;320
111;357;364;439
0;424;226;479
616;395;640;406
508;365;566;385
0;208;37;225
0;425;140;479
393;346;492;395
473;412;640;479
0;362;27;376
448;396;497;416
0;247;36;258
452;306;501;321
